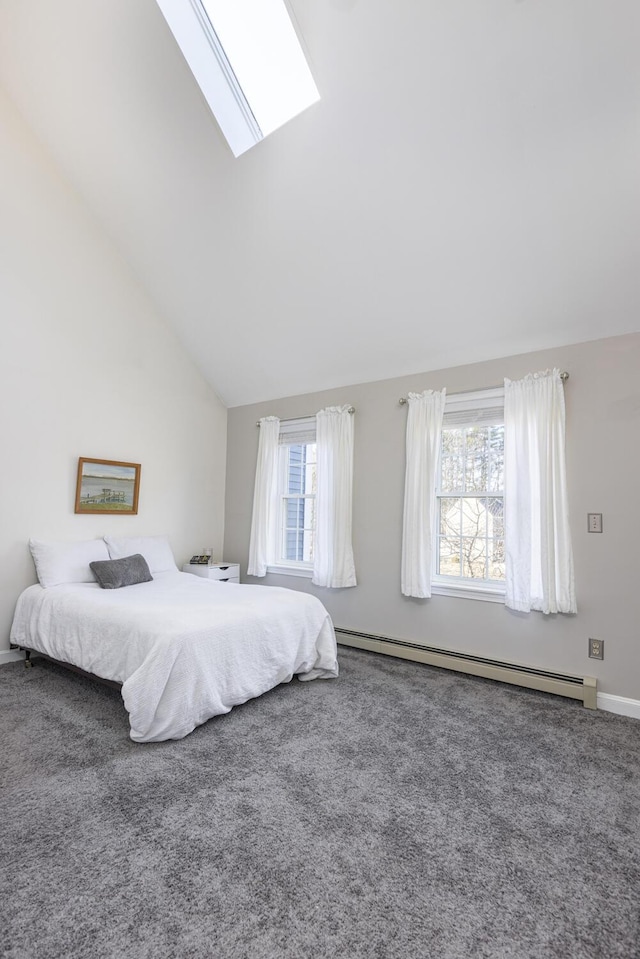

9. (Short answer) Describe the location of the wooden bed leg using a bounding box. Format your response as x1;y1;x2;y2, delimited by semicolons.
24;649;33;668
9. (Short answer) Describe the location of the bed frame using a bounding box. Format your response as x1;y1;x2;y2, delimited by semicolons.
11;644;122;690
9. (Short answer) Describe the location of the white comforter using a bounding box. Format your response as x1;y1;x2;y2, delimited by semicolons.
10;572;339;742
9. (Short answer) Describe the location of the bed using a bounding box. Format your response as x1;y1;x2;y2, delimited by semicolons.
10;536;339;743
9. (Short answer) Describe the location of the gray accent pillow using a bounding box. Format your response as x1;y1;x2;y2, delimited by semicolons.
90;553;153;590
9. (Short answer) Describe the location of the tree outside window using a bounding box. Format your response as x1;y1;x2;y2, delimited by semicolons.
436;423;505;584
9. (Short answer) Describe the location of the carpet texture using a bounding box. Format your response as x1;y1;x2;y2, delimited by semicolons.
1;648;639;959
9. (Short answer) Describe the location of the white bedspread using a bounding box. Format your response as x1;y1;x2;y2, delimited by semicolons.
10;572;339;742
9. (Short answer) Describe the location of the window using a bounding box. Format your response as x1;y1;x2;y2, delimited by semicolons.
155;0;320;157
433;389;505;601
270;417;317;575
280;442;316;566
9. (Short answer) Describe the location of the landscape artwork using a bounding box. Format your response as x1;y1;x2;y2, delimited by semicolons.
75;458;141;514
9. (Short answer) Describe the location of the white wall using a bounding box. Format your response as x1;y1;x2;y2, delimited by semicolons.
225;334;640;702
0;88;228;653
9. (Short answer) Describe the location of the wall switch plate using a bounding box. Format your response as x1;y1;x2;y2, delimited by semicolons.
588;513;603;533
589;638;604;660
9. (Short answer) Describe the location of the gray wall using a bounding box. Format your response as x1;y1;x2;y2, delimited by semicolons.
225;333;640;701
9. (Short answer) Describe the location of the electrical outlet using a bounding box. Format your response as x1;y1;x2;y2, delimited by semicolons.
589;638;604;660
588;513;603;533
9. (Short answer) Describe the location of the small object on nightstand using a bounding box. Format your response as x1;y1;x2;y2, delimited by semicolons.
189;555;211;565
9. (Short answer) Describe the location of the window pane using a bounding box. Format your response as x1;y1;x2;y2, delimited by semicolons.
284;529;301;561
282;494;315;563
440;497;461;537
460;496;486;536
286;443;317;496
489;540;505;581
442;429;464;455
436;407;504;586
487;426;504;492
438;537;461;577
286;445;304;494
460;536;488;579
201;0;320;141
304;460;316;495
301;495;316;534
284;529;315;562
301;528;315;563
464;427;489;492
487;497;504;539
285;495;301;528
441;429;464;493
278;441;316;565
440;455;464;493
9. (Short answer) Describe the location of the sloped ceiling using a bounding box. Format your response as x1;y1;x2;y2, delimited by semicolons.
1;0;639;406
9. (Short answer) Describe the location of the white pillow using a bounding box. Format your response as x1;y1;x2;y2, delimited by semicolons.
29;538;110;588
103;535;177;573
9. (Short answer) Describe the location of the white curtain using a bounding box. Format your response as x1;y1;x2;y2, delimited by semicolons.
504;369;576;614
313;406;357;588
247;416;280;577
401;389;446;598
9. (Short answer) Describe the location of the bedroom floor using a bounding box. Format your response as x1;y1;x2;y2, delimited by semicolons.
1;648;639;959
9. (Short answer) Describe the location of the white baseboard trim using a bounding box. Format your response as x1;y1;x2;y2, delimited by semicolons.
597;693;640;720
0;648;25;665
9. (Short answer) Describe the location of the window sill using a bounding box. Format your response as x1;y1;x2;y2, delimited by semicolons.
266;564;313;579
431;582;505;604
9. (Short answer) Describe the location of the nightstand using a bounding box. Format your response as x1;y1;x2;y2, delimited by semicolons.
182;562;240;583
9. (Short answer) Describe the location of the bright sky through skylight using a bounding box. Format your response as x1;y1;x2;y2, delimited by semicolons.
200;0;319;137
155;0;319;155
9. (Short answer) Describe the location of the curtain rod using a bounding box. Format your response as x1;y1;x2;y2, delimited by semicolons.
257;406;355;426
398;371;569;406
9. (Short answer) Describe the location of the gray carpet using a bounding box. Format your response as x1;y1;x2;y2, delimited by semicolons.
1;647;639;959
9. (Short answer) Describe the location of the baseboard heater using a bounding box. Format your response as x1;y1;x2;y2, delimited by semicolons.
335;627;597;709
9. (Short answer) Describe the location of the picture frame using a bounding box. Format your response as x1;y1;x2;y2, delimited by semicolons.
75;457;141;515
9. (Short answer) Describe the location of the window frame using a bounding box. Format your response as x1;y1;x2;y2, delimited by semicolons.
266;417;316;578
155;0;320;157
432;388;506;603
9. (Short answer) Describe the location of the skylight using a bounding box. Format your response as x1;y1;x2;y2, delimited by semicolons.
155;0;320;157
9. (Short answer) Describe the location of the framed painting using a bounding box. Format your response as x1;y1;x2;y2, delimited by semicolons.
75;458;141;515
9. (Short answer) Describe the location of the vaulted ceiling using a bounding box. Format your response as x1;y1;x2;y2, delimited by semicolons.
1;0;638;406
